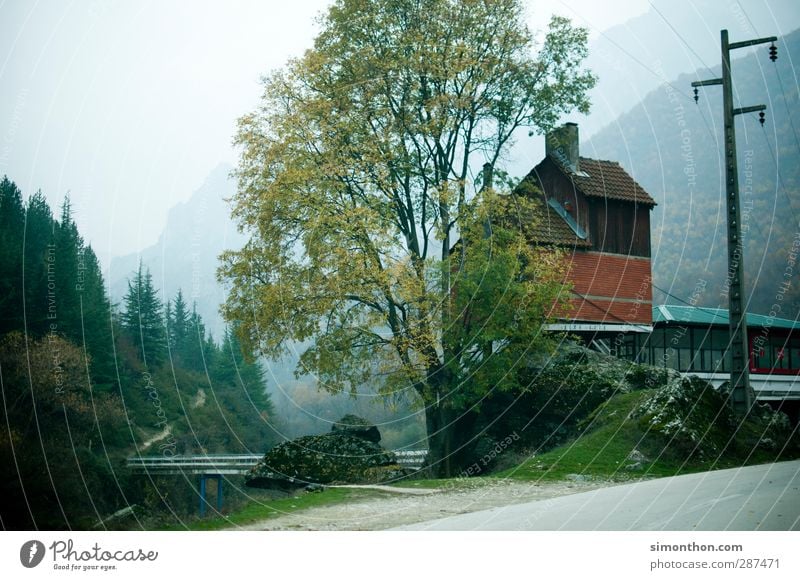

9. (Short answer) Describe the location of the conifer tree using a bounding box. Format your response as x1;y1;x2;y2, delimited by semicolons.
53;196;82;341
23;190;55;336
167;289;191;358
78;245;115;387
0;176;25;334
121;262;166;368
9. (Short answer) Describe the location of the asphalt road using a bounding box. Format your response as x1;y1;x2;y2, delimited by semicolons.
396;460;800;530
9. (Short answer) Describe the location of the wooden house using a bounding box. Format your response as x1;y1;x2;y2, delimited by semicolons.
520;123;657;350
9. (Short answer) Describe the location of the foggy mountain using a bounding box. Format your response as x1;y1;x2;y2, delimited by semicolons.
107;164;426;442
586;26;800;317
575;0;800;139
108;163;244;340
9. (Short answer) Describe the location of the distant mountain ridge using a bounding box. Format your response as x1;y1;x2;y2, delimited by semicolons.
586;26;800;317
108;163;244;339
576;0;800;139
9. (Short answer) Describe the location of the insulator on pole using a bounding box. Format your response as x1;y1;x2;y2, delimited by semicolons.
693;87;699;103
759;111;766;125
769;43;778;62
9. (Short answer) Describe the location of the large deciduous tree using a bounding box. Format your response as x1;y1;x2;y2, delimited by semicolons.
220;0;595;475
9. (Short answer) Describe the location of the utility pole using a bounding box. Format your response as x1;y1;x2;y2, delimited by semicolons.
692;30;777;416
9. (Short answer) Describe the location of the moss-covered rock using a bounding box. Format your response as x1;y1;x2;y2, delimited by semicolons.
633;373;798;461
245;432;401;487
331;414;382;444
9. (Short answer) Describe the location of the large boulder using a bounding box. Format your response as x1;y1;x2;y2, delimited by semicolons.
633;374;736;460
245;432;402;488
331;414;381;444
633;373;798;460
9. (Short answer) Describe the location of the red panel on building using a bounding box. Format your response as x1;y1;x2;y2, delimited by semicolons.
563;252;652;324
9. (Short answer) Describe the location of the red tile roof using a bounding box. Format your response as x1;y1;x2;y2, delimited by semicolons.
514;179;592;248
511;153;656;247
569;157;657;206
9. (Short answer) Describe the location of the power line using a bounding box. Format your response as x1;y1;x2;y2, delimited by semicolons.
569;289;630;324
651;282;740;319
648;1;717;76
760;124;800;228
555;0;703;107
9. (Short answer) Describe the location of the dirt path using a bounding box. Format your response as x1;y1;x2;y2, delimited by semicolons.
234;478;621;531
139;426;172;451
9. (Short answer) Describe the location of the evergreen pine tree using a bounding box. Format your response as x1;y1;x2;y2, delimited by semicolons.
181;302;208;371
217;325;273;415
121;262;166;368
78;245;115;387
53;196;82;341
23;190;56;336
166;289;191;360
0;176;25;334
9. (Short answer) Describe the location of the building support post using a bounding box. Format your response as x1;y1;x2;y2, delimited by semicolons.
199;475;207;518
198;474;223;517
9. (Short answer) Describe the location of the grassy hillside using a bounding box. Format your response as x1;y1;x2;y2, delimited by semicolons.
500;378;799;482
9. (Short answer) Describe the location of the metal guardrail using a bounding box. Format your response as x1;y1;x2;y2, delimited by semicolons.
126;455;261;475
128;449;429;516
394;449;428;469
127;449;429;474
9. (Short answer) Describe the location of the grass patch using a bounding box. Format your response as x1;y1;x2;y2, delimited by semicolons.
389;476;499;490
497;389;798;483
156;487;379;531
497;391;669;482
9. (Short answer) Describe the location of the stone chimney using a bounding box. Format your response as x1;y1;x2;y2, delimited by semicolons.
481;162;493;191
545;122;580;173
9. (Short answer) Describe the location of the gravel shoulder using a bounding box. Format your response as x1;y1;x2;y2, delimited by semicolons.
234;478;623;531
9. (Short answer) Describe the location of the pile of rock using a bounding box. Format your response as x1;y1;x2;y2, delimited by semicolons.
246;415;408;488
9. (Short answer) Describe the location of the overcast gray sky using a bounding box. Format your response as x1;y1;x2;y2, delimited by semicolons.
6;0;720;265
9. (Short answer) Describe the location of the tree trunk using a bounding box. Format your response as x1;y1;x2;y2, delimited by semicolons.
424;403;455;478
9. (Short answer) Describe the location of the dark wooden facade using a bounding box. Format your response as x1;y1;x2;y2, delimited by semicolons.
531;155;653;258
520;123;657;326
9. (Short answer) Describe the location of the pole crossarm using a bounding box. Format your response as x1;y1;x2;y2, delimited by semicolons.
691;78;723;87
733;105;767;116
730;36;777;50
